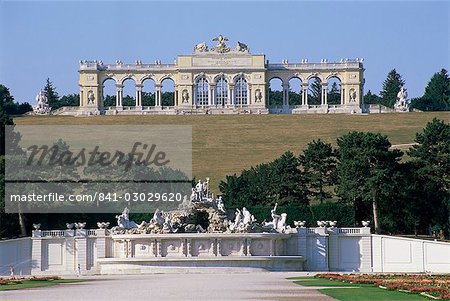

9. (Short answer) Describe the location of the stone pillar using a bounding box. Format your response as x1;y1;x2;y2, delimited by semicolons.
322;83;328;105
246;238;252;256
296;227;307;258
216;239;222;256
116;84;123;109
210;85;215;106
302;83;309;106
75;229;87;274
155;84;162;107
64;230;75;273
31;231;42;275
135;84;142;109
229;85;235;106
360;227;372;272
312;227;329;271
282;82;289;107
341;87;345;105
95;229;107;261
321;84;326;105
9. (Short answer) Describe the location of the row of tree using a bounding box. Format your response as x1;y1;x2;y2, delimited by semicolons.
220;119;449;237
364;68;450;111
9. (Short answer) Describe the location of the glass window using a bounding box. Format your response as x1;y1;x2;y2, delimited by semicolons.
234;77;248;105
195;77;209;105
215;77;228;105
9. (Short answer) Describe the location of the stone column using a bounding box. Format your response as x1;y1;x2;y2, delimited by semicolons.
155;84;162;108
229;84;235;106
210;84;215;106
341;87;345;105
282;82;289;107
321;84;327;105
31;231;42;275
75;229;87;274
360;227;373;272
116;84;123;109
135;84;143;109
64;230;75;273
95;229;107;260
302;83;309;106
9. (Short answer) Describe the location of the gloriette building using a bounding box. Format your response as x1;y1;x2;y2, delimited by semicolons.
71;35;365;115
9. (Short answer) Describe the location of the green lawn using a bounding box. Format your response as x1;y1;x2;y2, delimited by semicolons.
0;279;89;291
291;277;428;301
14;112;449;192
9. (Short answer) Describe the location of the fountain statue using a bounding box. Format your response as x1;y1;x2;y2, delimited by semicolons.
111;177;289;235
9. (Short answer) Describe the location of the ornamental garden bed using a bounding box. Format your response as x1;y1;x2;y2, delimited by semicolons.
315;273;450;300
0;276;88;291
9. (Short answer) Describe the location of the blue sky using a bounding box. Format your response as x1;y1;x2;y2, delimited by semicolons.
0;1;449;103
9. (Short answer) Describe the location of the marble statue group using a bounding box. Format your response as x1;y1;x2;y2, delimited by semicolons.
33;89;51;115
110;177;289;235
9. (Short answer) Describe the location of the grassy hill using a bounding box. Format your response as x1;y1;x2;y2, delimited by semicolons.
14;112;449;191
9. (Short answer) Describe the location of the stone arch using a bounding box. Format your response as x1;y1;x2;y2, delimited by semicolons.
327;76;342;105
214;74;229;106
161;77;175;107
142;77;156;107
232;72;251;83
119;74;138;86
102;78;116;108
194;75;209;106
139;74;156;85
307;76;322;105
288;77;302;106
306;73;324;82
234;75;248;105
268;77;283;107
122;78;136;107
193;72;212;83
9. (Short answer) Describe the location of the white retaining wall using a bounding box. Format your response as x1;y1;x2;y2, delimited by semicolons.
2;230;450;275
372;235;450;273
0;237;32;276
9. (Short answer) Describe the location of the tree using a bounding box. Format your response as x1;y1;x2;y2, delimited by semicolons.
380;69;405;108
219;151;308;208
408;118;450;238
363;90;382;105
327;82;340;105
44;78;59;109
0;84;32;115
308;78;322;105
335;132;403;233
299;140;336;203
412;69;450;111
59;94;79;107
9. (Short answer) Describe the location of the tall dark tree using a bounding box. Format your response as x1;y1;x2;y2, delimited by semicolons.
308;78;322;105
44;78;59;109
327;82;340;105
380;69;405;108
408;118;450;238
219;151;307;207
411;69;450;111
299;140;336;203
363;90;382;105
335;132;403;233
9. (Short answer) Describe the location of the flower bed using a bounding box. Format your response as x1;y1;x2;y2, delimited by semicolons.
316;273;450;300
0;276;61;285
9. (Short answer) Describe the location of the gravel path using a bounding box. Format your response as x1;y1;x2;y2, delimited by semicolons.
0;272;336;301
